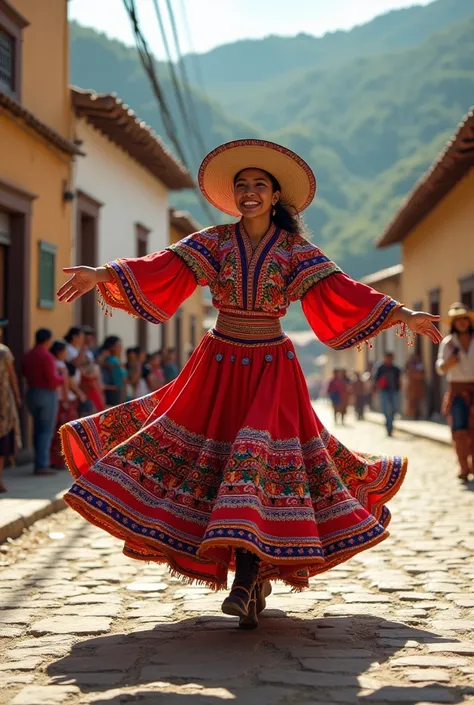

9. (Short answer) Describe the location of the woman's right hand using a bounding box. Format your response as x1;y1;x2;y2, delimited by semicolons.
57;266;99;303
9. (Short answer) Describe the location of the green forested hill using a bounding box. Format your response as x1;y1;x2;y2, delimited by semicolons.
70;0;474;329
182;0;474;110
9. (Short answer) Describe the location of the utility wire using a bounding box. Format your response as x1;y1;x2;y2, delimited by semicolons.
122;0;189;168
177;0;209;99
164;0;208;154
151;0;202;163
122;0;215;221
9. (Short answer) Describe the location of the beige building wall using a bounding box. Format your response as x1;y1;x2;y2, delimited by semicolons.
400;167;474;412
16;0;72;138
402;169;474;325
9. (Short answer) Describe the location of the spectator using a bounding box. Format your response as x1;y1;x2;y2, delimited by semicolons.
137;348;153;397
22;328;64;475
375;352;401;437
436;302;474;481
0;321;22;492
163;347;179;383
100;336;126;407
80;354;105;413
49;340;83;468
404;352;426;420
125;346;140;400
352;372;365;420
327;369;349;425
148;351;166;391
64;326;87;366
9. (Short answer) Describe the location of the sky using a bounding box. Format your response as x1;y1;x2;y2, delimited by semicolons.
68;0;435;60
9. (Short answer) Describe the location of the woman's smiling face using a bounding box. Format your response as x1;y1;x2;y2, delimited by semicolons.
233;168;279;219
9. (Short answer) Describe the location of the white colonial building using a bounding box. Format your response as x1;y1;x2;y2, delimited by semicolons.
71;87;194;351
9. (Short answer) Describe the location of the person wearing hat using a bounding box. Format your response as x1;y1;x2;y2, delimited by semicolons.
436;303;474;481
57;139;441;628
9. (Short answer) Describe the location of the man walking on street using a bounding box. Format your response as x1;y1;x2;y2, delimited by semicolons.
376;352;402;437
22;329;64;476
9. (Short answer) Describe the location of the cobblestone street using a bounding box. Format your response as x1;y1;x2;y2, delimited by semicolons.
1;406;474;705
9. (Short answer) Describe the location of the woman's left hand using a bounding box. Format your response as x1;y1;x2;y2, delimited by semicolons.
401;309;443;344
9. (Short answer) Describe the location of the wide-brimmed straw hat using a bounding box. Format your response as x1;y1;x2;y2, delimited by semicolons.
443;302;474;323
198;139;316;217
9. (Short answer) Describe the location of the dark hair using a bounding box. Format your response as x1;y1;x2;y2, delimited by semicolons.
102;335;121;351
50;339;67;357
233;169;302;234
64;326;82;344
35;328;53;345
450;318;473;335
65;361;76;377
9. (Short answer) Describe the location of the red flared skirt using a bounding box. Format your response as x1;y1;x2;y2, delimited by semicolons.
61;332;407;590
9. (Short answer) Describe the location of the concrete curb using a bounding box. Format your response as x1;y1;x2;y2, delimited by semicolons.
0;493;67;544
364;411;452;446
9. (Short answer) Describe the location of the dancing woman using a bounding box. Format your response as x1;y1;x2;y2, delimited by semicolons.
57;140;441;628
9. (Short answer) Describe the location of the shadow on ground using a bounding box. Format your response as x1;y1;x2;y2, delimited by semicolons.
48;614;469;705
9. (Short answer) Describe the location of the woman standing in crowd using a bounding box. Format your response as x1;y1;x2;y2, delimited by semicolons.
162;347;179;383
100;336;126;407
57;138;441;628
50;340;86;468
327;369;349;425
0;322;21;492
437;302;474;481
147;351;166;391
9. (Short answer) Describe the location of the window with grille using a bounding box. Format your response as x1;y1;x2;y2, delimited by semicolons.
0;27;14;93
38;241;57;310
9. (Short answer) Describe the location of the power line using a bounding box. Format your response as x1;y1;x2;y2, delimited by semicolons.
151;0;203;163
122;0;215;221
164;0;208;155
122;0;189;168
177;0;209;99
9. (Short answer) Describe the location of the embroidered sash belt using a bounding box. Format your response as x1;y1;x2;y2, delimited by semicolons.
211;312;287;346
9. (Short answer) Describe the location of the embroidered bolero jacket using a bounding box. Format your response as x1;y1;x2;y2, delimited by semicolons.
98;222;401;350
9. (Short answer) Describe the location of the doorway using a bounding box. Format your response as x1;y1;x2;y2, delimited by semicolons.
76;191;101;330
0;181;34;447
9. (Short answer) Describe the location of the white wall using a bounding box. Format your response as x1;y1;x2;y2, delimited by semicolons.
73;119;169;351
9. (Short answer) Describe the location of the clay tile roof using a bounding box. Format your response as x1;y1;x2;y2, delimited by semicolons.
361;263;404;286
71;87;194;190
0;91;81;156
169;208;201;235
377;108;474;248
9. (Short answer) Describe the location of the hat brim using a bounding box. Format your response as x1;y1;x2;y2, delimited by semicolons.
443;310;474;323
198;139;316;217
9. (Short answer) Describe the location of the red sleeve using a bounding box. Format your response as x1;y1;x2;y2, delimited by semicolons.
97;249;197;324
302;271;401;350
45;353;65;390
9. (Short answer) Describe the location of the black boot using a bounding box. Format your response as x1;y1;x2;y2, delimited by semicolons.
221;549;260;620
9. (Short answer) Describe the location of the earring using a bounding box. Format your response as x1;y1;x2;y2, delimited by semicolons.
272;206;276;217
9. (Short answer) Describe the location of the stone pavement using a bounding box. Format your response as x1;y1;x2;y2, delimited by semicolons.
0;408;473;705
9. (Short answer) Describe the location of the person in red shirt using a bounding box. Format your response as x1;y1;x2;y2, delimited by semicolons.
22;328;64;475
